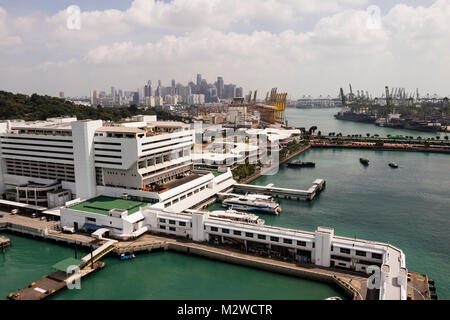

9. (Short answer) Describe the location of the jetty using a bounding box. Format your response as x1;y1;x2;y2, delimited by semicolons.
232;179;326;201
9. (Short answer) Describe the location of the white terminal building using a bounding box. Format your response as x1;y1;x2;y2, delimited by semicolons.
0;116;407;300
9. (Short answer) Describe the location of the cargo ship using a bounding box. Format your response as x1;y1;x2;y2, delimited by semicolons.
334;110;376;123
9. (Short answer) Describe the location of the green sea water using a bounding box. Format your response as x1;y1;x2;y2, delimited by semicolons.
0;233;344;300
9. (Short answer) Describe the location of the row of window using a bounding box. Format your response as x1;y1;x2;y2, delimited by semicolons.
95;160;123;166
2;152;73;161
159;225;177;232
5;160;76;182
335;247;382;260
1;136;72;143
2;147;74;155
159;218;188;227
94;148;121;153
208;226;311;247
163;185;206;208
1;141;73;149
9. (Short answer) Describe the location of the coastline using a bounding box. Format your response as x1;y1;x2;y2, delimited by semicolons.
239;144;311;184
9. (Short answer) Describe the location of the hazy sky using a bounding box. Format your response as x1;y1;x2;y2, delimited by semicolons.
0;0;448;99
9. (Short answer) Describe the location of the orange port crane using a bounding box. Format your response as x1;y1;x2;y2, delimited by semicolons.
255;88;287;124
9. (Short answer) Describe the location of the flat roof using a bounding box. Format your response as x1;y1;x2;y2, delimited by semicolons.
96;126;145;133
52;257;82;272
0;199;47;211
69;196;149;216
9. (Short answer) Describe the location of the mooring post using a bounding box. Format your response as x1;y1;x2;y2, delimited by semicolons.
90;245;94;269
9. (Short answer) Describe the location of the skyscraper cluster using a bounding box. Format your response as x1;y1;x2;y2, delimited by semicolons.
89;73;243;107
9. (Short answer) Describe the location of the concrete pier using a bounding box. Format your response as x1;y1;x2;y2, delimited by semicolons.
233;179;326;201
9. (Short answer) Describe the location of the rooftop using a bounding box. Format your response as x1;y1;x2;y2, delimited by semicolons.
69;196;149;216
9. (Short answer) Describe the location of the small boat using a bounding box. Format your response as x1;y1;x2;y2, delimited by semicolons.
359;158;369;165
120;253;136;261
389;162;398;168
287;160;316;168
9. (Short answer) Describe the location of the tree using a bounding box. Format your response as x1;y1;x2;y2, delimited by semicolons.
366;133;370;137
445;136;449;141
308;126;317;134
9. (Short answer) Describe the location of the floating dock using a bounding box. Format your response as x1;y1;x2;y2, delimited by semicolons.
7;260;105;300
232;179;326;201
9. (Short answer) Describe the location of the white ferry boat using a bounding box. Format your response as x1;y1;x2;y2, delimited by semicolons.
210;209;265;225
222;194;281;215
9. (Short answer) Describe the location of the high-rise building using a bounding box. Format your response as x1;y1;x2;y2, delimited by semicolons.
111;86;116;103
236;87;243;98
217;77;224;99
144;85;152;98
90;90;98;106
196;74;202;87
171;79;176;88
224;84;236;99
59;92;64;99
133;92;139;105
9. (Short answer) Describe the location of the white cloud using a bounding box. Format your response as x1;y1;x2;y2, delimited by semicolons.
123;0;369;30
0;7;23;48
1;1;449;98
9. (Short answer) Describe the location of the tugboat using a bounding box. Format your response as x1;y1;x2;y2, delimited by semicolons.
359;158;369;165
389;162;398;168
287;160;316;168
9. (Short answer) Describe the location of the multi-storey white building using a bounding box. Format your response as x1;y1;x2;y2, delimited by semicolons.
58;200;408;300
0;115;234;212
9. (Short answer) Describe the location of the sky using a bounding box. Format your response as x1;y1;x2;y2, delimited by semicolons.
0;0;448;99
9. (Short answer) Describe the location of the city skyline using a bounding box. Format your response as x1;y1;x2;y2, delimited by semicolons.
0;0;449;99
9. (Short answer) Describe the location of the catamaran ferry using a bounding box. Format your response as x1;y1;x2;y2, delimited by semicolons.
222;194;281;215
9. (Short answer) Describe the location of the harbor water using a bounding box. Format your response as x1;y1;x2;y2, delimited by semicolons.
286;107;446;139
0;233;345;300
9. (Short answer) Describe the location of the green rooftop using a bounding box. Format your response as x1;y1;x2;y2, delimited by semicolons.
52;257;82;272
69;196;148;216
